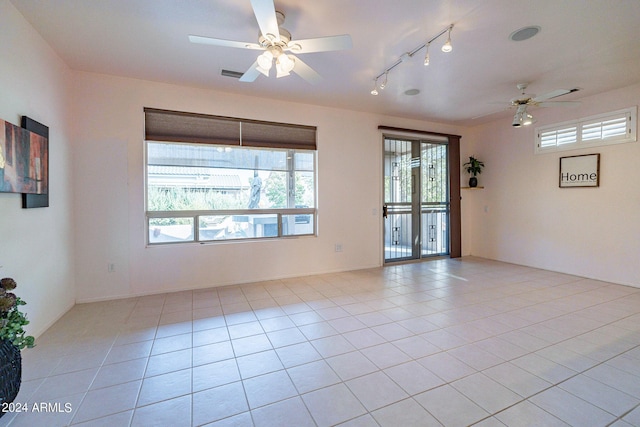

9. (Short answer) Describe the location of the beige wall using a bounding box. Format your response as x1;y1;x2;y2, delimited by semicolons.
70;72;464;302
464;84;640;286
2;0;638;337
0;1;76;337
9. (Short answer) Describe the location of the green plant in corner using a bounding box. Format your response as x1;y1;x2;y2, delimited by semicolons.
463;156;484;188
463;156;484;176
0;278;35;350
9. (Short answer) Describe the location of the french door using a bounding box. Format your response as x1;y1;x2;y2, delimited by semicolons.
383;137;450;262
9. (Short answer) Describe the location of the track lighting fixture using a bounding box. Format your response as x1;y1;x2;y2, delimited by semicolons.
371;78;379;95
423;43;430;66
370;24;454;95
380;72;388;90
441;27;453;52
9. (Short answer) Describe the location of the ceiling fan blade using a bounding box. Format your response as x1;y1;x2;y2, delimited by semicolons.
287;35;353;54
536;101;581;107
532;89;573;102
239;61;262;82
471;107;511;120
189;35;262;50
291;57;322;85
250;0;280;42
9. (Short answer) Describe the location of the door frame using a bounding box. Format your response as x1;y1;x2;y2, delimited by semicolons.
379;126;461;262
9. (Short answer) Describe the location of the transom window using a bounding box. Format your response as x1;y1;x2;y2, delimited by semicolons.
144;108;316;245
536;107;637;154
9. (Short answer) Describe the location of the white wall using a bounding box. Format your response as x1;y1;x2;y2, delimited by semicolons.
465;84;640;287
0;2;75;337
71;72;464;302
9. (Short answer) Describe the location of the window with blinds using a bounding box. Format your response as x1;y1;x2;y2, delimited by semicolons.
581;115;628;142
539;126;578;148
536;107;636;154
143;108;317;245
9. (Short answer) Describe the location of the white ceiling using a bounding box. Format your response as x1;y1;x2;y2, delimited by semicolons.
11;0;640;126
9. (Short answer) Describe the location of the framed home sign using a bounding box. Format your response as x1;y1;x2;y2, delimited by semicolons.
559;153;600;188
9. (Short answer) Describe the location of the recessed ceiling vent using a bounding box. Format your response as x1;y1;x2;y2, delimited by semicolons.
510;26;541;42
220;69;244;79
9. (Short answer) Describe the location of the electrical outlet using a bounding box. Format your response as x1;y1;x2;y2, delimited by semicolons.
335;243;343;252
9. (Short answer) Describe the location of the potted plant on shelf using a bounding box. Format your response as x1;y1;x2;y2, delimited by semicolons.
463;156;484;187
0;278;35;411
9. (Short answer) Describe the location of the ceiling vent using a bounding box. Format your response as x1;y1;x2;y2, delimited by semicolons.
220;69;244;79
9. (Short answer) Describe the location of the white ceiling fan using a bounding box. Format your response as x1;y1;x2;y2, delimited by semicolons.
475;83;581;126
507;83;580;127
189;0;352;84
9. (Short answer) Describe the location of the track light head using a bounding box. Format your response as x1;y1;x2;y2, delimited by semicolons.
371;78;379;95
441;27;453;52
370;24;453;94
380;72;388;89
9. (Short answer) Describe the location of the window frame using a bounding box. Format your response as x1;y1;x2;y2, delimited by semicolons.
535;106;637;154
144;141;317;246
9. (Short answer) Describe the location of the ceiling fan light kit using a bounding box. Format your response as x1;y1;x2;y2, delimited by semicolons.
189;0;352;84
512;105;535;127
503;83;580;128
371;24;454;95
257;50;273;70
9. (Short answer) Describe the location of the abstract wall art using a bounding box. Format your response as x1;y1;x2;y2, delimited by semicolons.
0;116;49;208
21;116;50;208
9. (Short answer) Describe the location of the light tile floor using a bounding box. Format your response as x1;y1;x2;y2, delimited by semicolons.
2;257;640;426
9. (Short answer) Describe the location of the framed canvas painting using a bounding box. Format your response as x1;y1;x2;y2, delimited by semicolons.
21;117;49;208
0;117;49;205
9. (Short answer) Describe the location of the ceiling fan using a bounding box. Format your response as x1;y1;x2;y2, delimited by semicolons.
189;0;352;84
507;83;580;127
475;83;581;127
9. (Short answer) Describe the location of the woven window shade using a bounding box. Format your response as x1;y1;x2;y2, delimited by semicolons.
241;120;316;150
144;108;316;150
